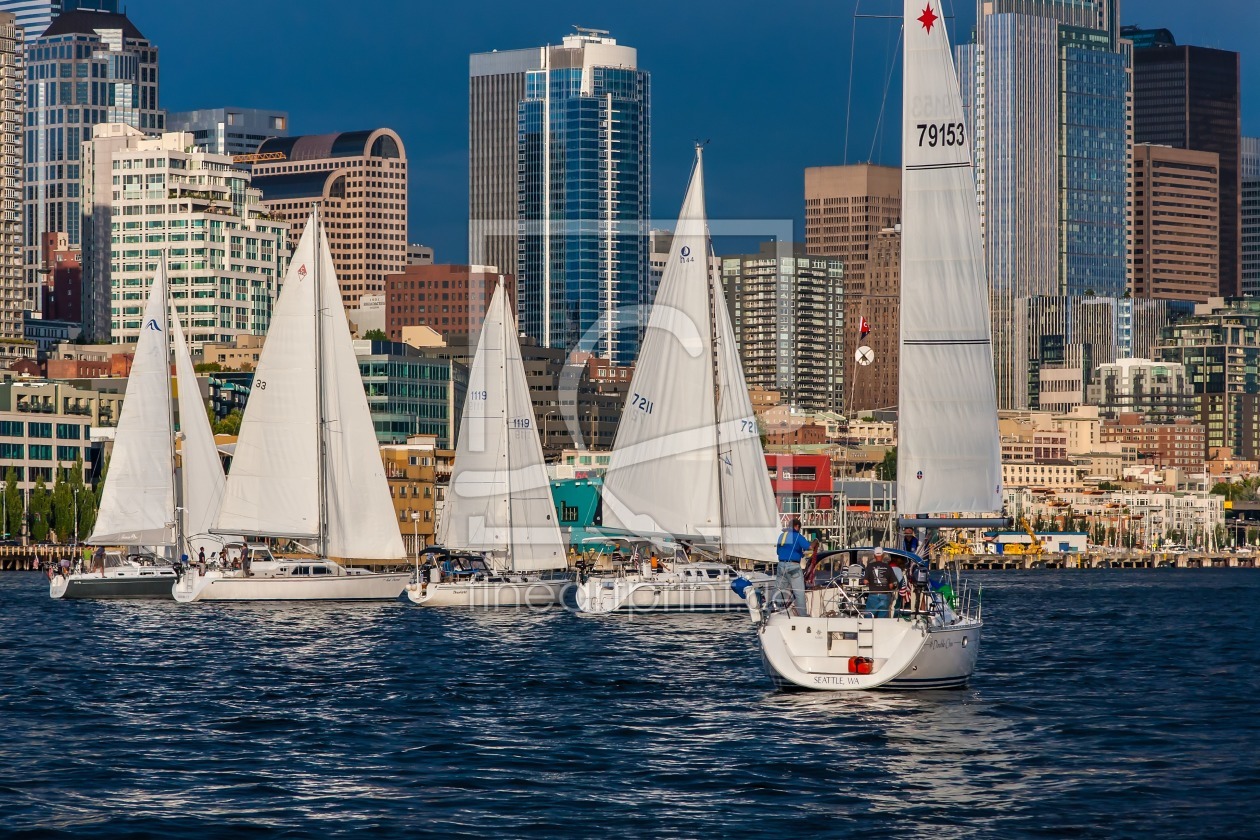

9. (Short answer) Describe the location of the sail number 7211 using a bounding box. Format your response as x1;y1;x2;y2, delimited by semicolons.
631;392;654;414
917;122;965;147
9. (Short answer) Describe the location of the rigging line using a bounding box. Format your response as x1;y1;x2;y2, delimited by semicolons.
868;21;903;164
842;0;859;164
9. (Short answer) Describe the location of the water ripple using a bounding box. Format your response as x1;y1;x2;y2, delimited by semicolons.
1;570;1257;838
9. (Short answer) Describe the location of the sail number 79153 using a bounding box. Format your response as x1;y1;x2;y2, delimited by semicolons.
917;122;965;147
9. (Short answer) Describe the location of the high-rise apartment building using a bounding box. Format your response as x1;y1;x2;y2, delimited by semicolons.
1242;137;1259;297
251;128;407;308
469;45;540;281
1131;143;1219;302
166;108;289;158
803;164;900;414
0;0;114;42
1125;27;1242;297
721;242;843;413
0;12;24;361
25;8;162;312
95;130;289;347
514;29;649;364
1093;358;1196;422
958;0;1128;408
1157;298;1260;460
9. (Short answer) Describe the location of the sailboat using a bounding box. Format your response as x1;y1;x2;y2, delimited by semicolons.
574;148;776;614
173;209;409;602
747;0;996;689
51;263;229;599
404;282;569;607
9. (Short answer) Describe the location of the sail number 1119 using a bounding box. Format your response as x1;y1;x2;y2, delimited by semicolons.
917;122;965;147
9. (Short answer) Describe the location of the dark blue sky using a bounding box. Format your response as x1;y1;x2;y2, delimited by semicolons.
130;0;1257;262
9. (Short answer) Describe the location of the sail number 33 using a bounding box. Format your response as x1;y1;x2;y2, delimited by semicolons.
917;122;965;147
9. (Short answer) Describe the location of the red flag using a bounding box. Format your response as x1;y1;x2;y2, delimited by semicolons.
860;317;871;339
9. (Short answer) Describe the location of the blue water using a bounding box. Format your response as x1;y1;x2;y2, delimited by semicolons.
1;570;1256;838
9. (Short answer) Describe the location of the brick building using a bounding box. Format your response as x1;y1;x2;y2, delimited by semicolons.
385;264;514;341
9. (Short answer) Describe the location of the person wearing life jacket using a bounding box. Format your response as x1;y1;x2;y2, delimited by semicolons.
863;547;896;617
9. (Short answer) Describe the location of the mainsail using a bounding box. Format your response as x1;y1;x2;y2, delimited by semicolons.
88;264;175;546
601;152;720;540
602;149;778;561
214;211;405;559
172;307;231;556
439;283;567;572
896;0;1002;516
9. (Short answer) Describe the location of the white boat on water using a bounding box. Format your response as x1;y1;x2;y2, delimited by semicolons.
173;211;408;602
574;148;778;614
404;282;569;607
748;0;997;690
51;263;228;600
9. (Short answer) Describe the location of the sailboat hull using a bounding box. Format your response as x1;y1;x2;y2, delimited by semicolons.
756;612;980;691
49;568;177;600
403;578;568;608
172;564;409;602
575;567;773;614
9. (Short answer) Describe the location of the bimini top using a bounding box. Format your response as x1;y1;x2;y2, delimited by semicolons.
42;10;146;41
257;129;403;163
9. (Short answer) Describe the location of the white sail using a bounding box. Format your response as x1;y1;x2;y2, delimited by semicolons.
896;0;1002;516
602;153;721;540
712;269;780;562
215;211;404;560
439;283;566;571
172;308;232;556
88;264;175;546
316;220;407;560
214;218;321;539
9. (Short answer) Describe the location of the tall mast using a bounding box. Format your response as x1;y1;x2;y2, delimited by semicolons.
313;205;330;559
697;146;729;564
502;284;515;571
162;256;181;560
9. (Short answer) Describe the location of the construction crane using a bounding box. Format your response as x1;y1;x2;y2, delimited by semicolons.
232;151;286;164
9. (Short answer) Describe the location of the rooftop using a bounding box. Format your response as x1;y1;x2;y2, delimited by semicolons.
42;9;145;41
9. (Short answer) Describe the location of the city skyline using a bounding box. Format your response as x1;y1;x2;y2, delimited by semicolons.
129;0;1260;266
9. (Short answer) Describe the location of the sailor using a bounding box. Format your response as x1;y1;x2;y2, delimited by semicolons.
863;547;896;617
198;547;206;567
903;527;920;555
775;518;811;615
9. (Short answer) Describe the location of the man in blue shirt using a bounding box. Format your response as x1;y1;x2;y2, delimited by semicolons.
775;518;812;615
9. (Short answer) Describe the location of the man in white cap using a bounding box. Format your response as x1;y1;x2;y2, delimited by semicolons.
863;546;896;617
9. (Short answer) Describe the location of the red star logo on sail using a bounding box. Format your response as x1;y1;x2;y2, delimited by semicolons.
918;3;938;33
298;264;307;278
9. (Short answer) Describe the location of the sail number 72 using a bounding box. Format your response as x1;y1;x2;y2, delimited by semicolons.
917;122;965;147
631;392;654;415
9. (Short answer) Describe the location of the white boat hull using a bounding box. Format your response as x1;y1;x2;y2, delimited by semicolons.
575;570;772;614
756;611;981;691
404;578;568;607
49;568;177;600
173;567;408;602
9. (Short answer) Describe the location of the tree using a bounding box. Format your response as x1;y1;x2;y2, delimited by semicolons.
363;329;388;341
77;485;97;541
876;447;897;482
52;477;74;543
2;468;19;539
213;409;244;436
29;476;51;542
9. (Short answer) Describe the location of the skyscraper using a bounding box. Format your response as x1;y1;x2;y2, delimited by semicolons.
1124;27;1242;297
513;29;649;365
1242;137;1259;297
251;129;408;308
0;12;24;361
803;164;900;413
166;108;290;157
25;8;162;312
1131;143;1219;302
958;0;1128;409
469;45;541;281
0;0;115;42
